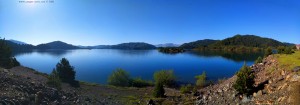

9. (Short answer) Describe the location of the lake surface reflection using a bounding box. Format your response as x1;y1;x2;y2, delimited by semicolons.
13;49;263;84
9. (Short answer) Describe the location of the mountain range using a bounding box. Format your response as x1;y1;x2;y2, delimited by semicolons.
5;34;296;51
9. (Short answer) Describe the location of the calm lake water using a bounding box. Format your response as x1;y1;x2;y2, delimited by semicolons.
13;49;262;84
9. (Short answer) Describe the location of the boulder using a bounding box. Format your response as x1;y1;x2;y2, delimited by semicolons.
292;66;300;72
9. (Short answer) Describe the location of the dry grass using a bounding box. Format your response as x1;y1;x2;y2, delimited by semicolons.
276;51;300;71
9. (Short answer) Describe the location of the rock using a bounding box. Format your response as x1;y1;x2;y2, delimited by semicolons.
35;91;43;104
268;80;272;84
253;92;257;97
147;99;155;105
3;69;9;73
217;89;222;93
257;90;262;96
290;75;300;82
292;66;300;72
242;96;251;103
281;70;286;76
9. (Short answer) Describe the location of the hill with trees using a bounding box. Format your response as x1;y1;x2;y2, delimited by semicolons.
211;35;285;48
180;39;219;49
110;42;156;50
36;41;79;49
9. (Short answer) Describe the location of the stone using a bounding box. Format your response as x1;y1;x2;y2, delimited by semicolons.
257;90;262;96
253;92;257;97
292;66;300;72
242;96;251;103
3;69;9;73
290;75;300;82
217;89;222;93
35;91;43;105
281;70;286;76
268;80;272;84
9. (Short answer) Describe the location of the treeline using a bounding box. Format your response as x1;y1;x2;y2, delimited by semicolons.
110;42;157;50
0;38;20;69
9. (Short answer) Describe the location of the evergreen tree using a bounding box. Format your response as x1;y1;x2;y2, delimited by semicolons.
55;58;76;84
0;38;20;69
233;63;255;95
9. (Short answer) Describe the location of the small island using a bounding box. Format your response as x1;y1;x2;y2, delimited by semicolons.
158;47;185;54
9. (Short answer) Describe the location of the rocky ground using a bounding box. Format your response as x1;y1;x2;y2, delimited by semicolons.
194;55;300;105
0;66;157;105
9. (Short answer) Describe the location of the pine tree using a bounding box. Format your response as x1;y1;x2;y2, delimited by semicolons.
55;58;76;83
233;63;255;95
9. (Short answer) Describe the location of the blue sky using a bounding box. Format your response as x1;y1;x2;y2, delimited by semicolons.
0;0;299;45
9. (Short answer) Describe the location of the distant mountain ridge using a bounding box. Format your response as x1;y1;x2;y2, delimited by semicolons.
4;34;294;51
156;43;180;47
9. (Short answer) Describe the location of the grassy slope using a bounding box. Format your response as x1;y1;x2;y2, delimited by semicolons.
275;51;300;71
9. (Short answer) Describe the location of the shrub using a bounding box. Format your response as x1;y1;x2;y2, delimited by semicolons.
255;56;263;64
108;68;131;87
153;82;165;98
277;46;294;54
180;84;193;94
284;47;294;54
47;69;61;90
130;78;153;87
153;70;176;87
277;46;285;54
233;63;255;95
195;71;206;88
54;58;77;86
264;47;273;57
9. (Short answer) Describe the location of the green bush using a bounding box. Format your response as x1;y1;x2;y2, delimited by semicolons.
54;58;78;87
108;68;131;87
277;46;294;54
195;71;206;88
130;78;153;87
47;69;61;90
264;47;273;57
284;47;294;54
255;56;263;64
233;63;255;95
153;70;176;87
180;84;193;94
153;82;165;98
